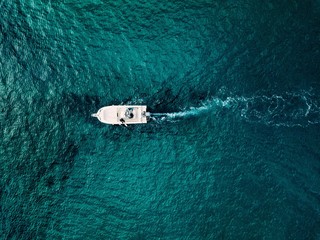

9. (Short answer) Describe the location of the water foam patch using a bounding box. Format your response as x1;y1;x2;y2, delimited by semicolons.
236;92;320;127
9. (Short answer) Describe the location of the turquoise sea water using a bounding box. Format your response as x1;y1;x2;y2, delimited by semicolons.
1;0;320;239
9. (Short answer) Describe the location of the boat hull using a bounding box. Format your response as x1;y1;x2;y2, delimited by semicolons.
92;105;148;125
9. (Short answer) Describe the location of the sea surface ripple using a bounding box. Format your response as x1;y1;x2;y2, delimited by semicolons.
1;0;320;239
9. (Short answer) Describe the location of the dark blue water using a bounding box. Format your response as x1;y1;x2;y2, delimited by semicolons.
1;0;320;239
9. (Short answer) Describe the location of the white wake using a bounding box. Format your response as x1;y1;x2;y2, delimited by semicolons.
151;92;320;127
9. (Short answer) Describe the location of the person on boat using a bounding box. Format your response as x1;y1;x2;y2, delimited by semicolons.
120;118;127;127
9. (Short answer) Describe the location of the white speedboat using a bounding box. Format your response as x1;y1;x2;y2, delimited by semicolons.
91;105;150;125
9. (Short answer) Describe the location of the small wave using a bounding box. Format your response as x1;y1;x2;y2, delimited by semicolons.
151;91;320;127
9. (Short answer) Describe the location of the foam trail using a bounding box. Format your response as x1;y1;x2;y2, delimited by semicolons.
151;101;220;122
235;93;320;127
151;92;320;127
